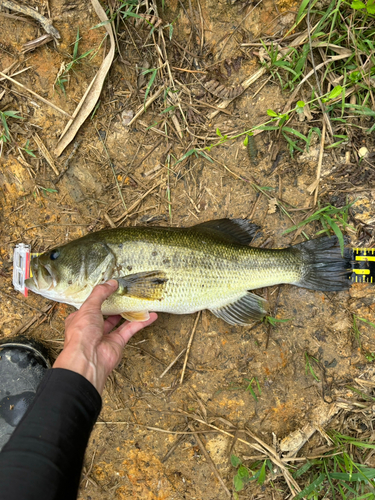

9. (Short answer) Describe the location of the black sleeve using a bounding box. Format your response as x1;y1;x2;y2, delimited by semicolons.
0;368;102;500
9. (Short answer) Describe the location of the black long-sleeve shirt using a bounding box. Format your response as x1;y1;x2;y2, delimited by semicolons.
0;368;102;500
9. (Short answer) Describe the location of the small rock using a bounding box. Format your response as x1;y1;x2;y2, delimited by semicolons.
121;109;134;126
349;194;375;224
359;147;369;159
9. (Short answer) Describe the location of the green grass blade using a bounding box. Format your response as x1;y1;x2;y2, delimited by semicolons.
323;215;345;256
293;473;326;499
293;461;315;479
258;460;267;485
282;126;309;142
143;68;157;107
356;317;375;329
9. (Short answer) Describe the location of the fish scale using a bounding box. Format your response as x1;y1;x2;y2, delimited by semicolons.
106;238;299;314
25;219;352;325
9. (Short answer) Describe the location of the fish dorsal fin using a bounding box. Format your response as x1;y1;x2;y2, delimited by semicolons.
121;311;150;322
192;218;259;246
210;292;268;325
116;271;168;300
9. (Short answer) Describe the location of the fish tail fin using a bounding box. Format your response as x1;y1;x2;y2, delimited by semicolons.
293;236;351;291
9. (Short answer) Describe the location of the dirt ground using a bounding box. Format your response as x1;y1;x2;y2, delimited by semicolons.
1;0;375;498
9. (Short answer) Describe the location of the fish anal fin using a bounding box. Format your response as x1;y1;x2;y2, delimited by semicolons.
193;218;259;246
210;292;268;326
116;271;167;300
121;311;150;322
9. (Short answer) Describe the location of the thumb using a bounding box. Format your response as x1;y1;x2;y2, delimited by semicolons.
108;313;158;346
81;279;118;311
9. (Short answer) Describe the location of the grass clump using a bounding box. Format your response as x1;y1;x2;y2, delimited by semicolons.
260;0;375;152
231;455;269;497
292;431;375;499
54;28;94;94
231;431;375;498
282;201;355;255
0;110;23;156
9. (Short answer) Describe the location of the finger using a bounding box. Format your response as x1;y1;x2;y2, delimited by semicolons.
108;312;158;346
103;315;122;335
80;280;118;312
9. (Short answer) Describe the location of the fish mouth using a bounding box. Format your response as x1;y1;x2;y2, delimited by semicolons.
25;262;55;291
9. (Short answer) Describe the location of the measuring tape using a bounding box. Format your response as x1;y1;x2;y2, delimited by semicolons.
12;244;375;297
350;248;375;284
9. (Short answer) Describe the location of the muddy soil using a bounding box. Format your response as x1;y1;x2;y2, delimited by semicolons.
1;0;375;498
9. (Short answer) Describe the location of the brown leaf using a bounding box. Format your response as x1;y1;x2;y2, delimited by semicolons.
54;0;115;156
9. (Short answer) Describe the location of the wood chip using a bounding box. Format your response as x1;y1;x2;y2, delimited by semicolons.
267;198;278;214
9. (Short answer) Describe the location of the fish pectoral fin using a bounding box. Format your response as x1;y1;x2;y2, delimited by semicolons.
193;218;259;246
121;311;150;322
116;271;168;300
209;292;268;325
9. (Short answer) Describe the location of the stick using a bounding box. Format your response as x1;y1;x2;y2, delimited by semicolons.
180;311;200;384
95;422;217;434
114;179;164;224
0;71;72;119
313;121;326;206
132;139;163;170
178;411;302;496
33;133;59;175
127;86;164;127
10;304;52;336
162;424;190;463
103;212;116;228
0;0;60;38
159;348;186;378
188;423;231;498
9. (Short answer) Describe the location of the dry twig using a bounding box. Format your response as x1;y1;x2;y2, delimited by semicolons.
0;71;72;119
180;311;200;384
159;348;186;379
33;133;59;175
114;179;164;224
188;423;231;498
0;0;60;38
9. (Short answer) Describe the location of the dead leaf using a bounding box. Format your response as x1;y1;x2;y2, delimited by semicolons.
54;0;115;156
267;198;278;214
311;42;352;57
307;179;319;195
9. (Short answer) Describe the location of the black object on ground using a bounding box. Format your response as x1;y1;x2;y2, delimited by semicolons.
0;335;50;450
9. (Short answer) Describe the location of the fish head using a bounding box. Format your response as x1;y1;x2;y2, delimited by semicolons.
25;240;116;307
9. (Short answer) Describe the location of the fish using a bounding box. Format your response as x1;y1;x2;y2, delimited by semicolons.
25;219;351;325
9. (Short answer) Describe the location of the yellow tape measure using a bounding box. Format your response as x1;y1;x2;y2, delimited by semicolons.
350;248;375;283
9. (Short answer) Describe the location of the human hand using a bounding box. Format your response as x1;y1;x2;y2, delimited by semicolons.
53;280;157;394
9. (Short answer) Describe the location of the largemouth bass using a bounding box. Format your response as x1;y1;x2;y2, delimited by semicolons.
25;219;351;325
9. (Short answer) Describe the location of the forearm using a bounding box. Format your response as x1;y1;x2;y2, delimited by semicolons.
53;344;107;394
0;368;101;500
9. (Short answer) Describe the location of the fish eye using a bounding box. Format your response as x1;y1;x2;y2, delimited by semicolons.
50;249;60;260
